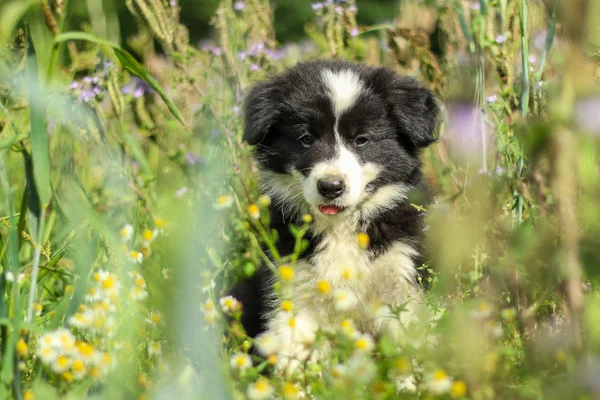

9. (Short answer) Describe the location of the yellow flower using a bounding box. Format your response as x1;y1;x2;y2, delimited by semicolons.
281;300;293;313
287;316;296;328
203;300;215;312
102;275;115;290
138;373;150;388
24;391;34;400
247;378;274;400
340;266;355;280
142;229;156;243
316;280;331;295
61;371;74;383
258;195;271;207
219;295;242;313
134;275;146;288
90;367;101;380
230;352;252;370
120;224;134;242
72;359;87;379
394;356;411;374
282;382;300;399
248;204;260;220
354;334;374;352
148;341;162;357
214;195;233;209
77;341;95;359
148;311;163;325
278;265;295;281
427;370;452;394
130;250;143;264
357;233;370;249
34;303;42;316
52;355;71;373
267;355;278;365
302;214;313;224
254;332;278;356
154;217;166;229
16;339;28;357
451;380;467;398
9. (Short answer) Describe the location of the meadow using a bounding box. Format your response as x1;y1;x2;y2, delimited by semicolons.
0;0;600;399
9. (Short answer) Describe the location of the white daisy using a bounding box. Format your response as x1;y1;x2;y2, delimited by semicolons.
120;224;134;243
334;289;356;311
426;370;453;394
229;352;252;371
254;332;279;357
219;295;241;313
247;379;274;400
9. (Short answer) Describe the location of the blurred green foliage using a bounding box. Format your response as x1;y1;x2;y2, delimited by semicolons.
0;0;600;399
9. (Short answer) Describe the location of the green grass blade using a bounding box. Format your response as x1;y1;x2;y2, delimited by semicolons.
26;25;52;209
24;26;49;332
53;32;188;129
535;11;556;81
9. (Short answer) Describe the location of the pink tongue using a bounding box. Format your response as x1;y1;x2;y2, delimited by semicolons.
318;205;343;215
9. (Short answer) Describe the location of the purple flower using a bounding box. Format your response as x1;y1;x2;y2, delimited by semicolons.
265;48;286;61
69;81;79;90
575;97;600;136
123;77;154;98
80;89;95;102
335;6;344;14
470;2;481;10
486;95;498;103
234;1;245;10
185;152;204;166
350;27;360;37
83;76;92;84
133;87;144;98
211;47;222;56
237;51;247;61
249;42;265;56
445;103;489;160
311;2;324;10
495;34;507;44
169;0;176;6
528;54;537;65
233;105;241;114
250;64;260;71
349;5;357;12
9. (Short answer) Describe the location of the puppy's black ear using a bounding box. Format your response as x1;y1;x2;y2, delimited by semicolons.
243;80;282;145
386;77;440;149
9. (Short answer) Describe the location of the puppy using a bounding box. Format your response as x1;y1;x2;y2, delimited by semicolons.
231;59;439;373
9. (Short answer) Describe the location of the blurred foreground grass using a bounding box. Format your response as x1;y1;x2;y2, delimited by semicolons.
1;0;600;399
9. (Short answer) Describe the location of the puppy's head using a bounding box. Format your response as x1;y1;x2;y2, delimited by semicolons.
244;60;439;219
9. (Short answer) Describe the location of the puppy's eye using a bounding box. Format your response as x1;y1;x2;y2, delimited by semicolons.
354;136;369;147
299;134;315;148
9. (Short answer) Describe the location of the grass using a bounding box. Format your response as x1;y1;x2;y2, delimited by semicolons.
0;0;600;399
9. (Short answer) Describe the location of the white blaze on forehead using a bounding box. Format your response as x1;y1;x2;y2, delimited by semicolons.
321;69;364;116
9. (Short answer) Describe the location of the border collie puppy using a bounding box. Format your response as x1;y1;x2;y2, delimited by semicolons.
231;60;439;372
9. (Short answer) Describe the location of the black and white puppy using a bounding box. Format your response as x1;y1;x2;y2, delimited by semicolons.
231;59;439;371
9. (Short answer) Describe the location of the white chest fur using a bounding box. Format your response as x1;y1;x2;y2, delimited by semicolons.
266;216;424;371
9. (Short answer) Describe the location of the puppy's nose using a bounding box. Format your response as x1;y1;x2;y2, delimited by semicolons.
317;176;345;199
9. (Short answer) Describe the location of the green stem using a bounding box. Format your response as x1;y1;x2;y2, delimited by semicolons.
46;0;71;81
535;11;556;82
